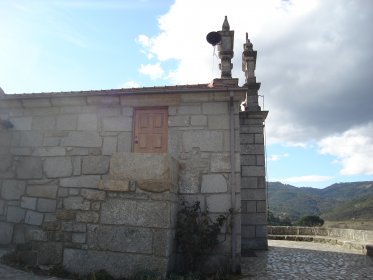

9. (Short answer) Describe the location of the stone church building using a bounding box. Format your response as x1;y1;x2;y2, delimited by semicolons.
0;18;268;277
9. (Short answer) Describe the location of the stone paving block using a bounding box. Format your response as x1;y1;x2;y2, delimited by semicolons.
1;180;25;199
60;175;100;189
201;174;227;193
101;199;169;228
61;131;102;147
37;198;57;212
21;196;37;210
44;157;73;178
206;194;231;213
7;206;26;223
182;130;223;152
27;185;58;198
24;210;44;225
82;156;110;175
16;157;43;179
87;224;153;253
0;221;13;244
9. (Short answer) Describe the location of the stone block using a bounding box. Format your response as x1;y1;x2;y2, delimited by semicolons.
109;153;178;192
181;93;209;102
32;147;66;156
77;114;97;131
153;229;175;257
9;117;32;130
241;177;258;189
21;196;37;210
43;221;61;231
82;156;110;175
241;166;265;177
241;155;256;165
37;198;56;212
24;210;44;225
60;175;100;189
243;201;256;213
98;179;131;192
177;105;201;115
13;224;26;244
27;185;58;198
63;248;169;279
242;225;255;238
211;153;231;172
117;132;132;152
76;211;99;223
121;93;180;107
61;131;102;147
241;189;266;201
56;210;76;220
91;201;101;211
44;157;73;178
240;144;264;155
87;224;152;253
254;134;264;144
81;189;105;200
61;222;86;232
208;115;230;130
87;95;120;105
0;222;13;245
0;199;4;215
206;194;231;213
16;157;43;179
69;188;80;195
202;102;228;115
31;116;55;130
1;180;25;199
63;196;90;210
101;199;169;228
102;137;117;155
56;115;78;130
182;131;223;152
190;115;207;126
51;96;86;106
241;213;267;225
7;206;26;222
0;154;12;172
34;241;63;265
17;131;43;147
72;233;86;243
102;117;132;131
201;174;227;193
168;115;190;127
240;134;254;144
256;155;265;166
256;201;266;213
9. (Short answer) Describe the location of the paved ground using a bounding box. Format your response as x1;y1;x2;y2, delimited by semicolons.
1;240;373;279
242;240;373;279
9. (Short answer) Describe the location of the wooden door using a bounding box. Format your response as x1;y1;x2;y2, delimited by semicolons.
133;107;168;153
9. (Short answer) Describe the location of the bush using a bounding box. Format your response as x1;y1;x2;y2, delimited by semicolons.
267;211;292;226
176;200;229;273
295;215;324;227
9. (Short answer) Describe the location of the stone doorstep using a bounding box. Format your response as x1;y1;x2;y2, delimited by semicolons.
269;234;370;255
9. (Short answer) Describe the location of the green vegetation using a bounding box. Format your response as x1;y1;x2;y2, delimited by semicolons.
267;211;292;226
295;215;324;227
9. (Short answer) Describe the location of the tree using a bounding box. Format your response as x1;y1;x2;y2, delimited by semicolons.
296;215;324;227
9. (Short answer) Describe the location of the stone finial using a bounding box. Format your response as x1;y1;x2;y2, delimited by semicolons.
222;16;230;31
242;32;257;85
218;16;234;79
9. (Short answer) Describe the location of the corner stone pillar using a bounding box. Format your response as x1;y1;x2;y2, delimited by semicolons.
239;110;268;251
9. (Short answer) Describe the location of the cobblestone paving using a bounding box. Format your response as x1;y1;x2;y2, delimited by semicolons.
242;240;373;279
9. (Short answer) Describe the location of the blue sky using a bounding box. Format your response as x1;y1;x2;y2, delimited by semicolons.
1;0;372;188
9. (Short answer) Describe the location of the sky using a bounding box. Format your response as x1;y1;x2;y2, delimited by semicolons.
0;0;372;188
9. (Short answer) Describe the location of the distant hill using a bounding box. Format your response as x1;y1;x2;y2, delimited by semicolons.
268;181;373;221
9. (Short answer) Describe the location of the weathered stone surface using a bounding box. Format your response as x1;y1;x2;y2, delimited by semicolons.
7;206;26;222
56;210;76;220
9;117;32;130
208;115;230;130
0;199;5;215
210;153;231;172
61;222;86;232
21;196;37;210
76;211;99;223
37;198;57;212
72;233;86;243
0;154;12;172
206;194;231;212
0;222;13;245
77;114;97;131
51;96;86;106
117;132;132;152
98;179;131;192
34;241;63;265
240;144;264;155
202;102;228;114
241;166;265;177
87;224;152;253
183;131;223;152
168;116;190;127
241;213;267;225
102;137;117;155
32;147;66;156
102;117;132;131
44;157;73;178
101;199;169;228
242;189;266;201
190;115;207;126
63;248;169;279
56;115;78;130
61;131;102;147
1;180;25;199
22;98;51;108
27;185;58;198
24;210;44;225
60;175;100;189
178;105;201;115
16;157;43;179
63;196;90;210
153;229;175;257
109;153;178;192
17;131;44;147
201;174;227;193
82;156;110;175
81;189;105;200
12;224;26;244
31;116;55;130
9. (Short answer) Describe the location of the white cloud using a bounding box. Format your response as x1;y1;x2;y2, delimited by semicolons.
279;175;334;184
139;63;164;80
121;81;140;88
318;123;373;176
268;153;289;161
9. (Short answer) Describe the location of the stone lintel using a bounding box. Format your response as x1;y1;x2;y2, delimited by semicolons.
239;110;268;121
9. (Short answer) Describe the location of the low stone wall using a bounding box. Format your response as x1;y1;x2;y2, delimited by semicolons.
268;226;373;256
